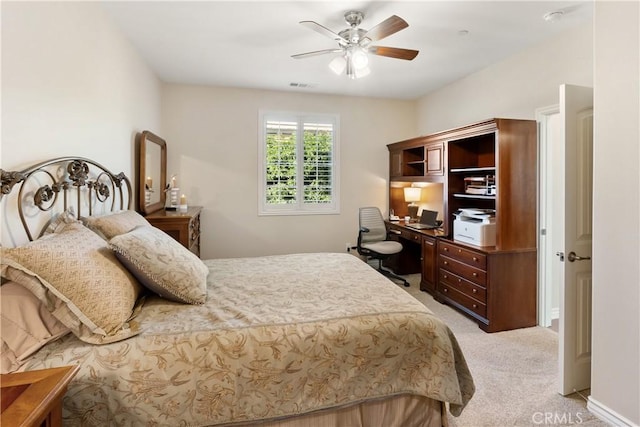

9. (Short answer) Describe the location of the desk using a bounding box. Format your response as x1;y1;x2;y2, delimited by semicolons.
385;221;446;294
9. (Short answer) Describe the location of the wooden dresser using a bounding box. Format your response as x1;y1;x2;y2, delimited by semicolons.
438;239;537;332
1;365;79;427
145;206;202;258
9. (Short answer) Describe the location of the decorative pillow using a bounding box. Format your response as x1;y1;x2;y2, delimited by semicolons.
109;226;208;304
1;221;144;344
0;281;70;373
83;210;150;240
43;208;80;235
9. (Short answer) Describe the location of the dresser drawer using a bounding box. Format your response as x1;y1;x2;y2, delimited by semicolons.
388;223;423;243
439;255;487;285
439;283;487;318
439;269;487;303
398;227;421;243
439;241;487;269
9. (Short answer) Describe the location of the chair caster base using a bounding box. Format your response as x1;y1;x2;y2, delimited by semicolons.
377;267;409;287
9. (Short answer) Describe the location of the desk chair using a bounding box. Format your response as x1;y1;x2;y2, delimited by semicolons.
357;207;409;287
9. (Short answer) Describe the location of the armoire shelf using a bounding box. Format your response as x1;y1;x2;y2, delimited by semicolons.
449;167;496;173
453;194;496;200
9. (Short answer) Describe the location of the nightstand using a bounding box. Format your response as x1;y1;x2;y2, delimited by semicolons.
1;365;79;427
145;206;202;258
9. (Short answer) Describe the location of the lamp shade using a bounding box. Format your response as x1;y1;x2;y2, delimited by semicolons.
404;187;421;203
329;55;347;75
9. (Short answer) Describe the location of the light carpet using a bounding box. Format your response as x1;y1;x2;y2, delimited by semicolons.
397;274;608;427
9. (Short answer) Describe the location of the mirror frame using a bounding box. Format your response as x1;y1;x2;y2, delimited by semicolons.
138;130;167;214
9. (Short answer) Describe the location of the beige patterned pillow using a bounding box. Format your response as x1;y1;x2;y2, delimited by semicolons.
109;226;208;304
1;222;144;344
84;210;150;240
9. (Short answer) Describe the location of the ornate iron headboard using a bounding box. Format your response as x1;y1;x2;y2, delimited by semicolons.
0;157;132;242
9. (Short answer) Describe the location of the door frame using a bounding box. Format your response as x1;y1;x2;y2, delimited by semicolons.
536;104;560;328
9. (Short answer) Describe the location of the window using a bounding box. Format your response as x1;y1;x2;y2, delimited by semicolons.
258;111;340;215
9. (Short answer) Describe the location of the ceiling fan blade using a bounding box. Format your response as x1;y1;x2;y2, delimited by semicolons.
361;15;408;43
368;46;419;60
300;21;348;45
291;48;343;59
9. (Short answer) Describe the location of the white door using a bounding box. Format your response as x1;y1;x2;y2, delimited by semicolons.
557;84;594;395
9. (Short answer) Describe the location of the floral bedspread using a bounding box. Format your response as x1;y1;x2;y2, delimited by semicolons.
21;253;474;426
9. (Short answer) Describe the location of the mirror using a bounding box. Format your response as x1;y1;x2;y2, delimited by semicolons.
138;130;167;214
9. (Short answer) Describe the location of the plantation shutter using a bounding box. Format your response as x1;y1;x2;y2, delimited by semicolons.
303;121;333;204
259;112;340;215
265;120;297;204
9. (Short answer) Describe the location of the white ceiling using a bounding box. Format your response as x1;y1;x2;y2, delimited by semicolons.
101;1;593;100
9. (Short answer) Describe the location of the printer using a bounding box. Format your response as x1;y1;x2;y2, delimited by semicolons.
453;208;496;246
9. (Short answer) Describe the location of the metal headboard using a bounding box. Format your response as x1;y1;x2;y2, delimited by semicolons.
0;157;132;242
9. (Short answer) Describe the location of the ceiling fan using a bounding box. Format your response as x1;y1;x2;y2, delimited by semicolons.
292;10;419;79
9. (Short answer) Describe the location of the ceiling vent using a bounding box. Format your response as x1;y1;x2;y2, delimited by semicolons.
289;82;316;88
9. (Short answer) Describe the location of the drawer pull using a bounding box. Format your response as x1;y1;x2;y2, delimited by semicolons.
472;304;477;309
414;235;419;240
472;288;477;293
472;272;478;277
444;261;448;265
472;256;478;262
444;247;449;252
458;249;462;253
443;288;448;292
443;274;448;279
457;278;462;283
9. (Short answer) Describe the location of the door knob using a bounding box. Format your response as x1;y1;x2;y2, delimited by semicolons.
567;251;591;262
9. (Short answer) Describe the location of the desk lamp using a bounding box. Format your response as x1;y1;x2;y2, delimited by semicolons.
404;187;421;219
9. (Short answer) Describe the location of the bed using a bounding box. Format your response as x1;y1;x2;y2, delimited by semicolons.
0;157;474;427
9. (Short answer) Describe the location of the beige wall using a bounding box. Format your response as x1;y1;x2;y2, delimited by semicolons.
3;2;638;424
590;2;640;425
416;24;593;135
161;84;417;258
1;2;162;246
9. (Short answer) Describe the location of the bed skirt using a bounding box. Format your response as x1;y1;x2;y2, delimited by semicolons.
230;394;447;427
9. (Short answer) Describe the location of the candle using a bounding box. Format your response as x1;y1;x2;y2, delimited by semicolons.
146;176;152;188
180;194;187;205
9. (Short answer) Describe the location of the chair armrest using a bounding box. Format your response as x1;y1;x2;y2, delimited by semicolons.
360;226;370;233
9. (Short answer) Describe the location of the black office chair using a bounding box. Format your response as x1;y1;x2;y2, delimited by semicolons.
356;207;409;287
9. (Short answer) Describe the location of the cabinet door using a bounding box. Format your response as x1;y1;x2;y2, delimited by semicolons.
420;236;437;293
425;142;444;175
389;150;403;177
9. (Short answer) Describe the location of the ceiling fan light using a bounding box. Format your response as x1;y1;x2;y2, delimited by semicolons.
351;48;369;69
354;65;371;79
329;55;347;75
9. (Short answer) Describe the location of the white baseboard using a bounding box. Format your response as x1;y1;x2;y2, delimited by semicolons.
587;396;639;427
